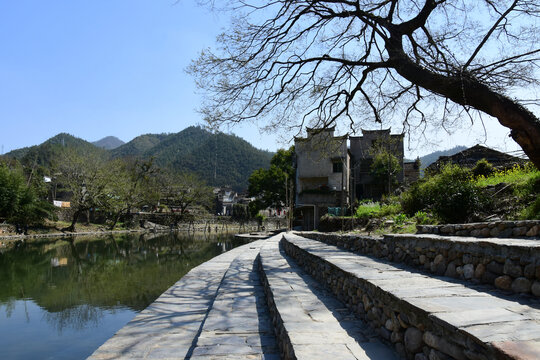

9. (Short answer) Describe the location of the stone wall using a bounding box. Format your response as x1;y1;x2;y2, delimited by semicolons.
282;238;498;360
417;220;540;238
258;256;296;359
298;232;540;298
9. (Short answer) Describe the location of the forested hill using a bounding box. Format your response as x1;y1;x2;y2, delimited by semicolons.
110;133;170;158
113;126;274;190
92;136;125;150
5;127;273;190
5;133;106;168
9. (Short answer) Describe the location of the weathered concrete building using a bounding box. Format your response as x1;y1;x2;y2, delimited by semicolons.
294;127;351;230
403;159;421;183
349;129;404;200
294;127;418;230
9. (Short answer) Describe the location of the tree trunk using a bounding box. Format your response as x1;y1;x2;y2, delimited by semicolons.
65;210;81;232
109;212;121;231
387;40;540;168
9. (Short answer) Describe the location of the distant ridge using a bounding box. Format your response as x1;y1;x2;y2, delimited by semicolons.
110;133;169;158
5;133;105;169
419;145;468;169
92;136;125;150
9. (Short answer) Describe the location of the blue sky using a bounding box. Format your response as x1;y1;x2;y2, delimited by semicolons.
0;0;280;153
0;1;525;158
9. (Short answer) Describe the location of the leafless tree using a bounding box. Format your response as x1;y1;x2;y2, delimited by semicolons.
189;0;540;167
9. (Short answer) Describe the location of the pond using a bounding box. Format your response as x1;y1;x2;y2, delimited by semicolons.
0;231;250;359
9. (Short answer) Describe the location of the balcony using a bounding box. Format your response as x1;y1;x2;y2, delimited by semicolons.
297;189;346;206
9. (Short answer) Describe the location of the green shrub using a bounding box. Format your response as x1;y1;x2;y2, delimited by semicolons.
379;202;402;216
354;202;381;220
393;213;407;225
472;158;494;178
414;211;431;224
400;164;485;223
520;195;540;220
399;180;430;216
255;213;266;224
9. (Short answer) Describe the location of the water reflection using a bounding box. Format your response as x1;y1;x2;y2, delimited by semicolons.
0;231;247;359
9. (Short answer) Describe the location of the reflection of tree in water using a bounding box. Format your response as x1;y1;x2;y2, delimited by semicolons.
0;299;16;318
0;232;249;329
43;304;105;334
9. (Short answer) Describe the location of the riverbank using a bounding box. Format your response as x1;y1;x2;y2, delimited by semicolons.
0;227;158;242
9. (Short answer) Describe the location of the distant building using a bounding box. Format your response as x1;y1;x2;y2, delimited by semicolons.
294;127;418;230
214;187;238;215
294;127;351;230
349;129;404;200
403;159;421;184
425;144;526;173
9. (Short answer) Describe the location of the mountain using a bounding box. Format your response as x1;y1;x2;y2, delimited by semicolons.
110;133;169;158
5;133;106;169
5;127;274;191
112;127;274;191
92;136;125;150
419;145;468;169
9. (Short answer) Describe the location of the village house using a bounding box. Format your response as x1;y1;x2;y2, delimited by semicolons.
349;129;405;200
214;187;238;216
425;144;526;173
294;127;417;230
294;127;351;230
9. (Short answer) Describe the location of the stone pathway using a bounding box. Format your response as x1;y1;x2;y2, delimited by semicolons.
89;240;272;360
189;245;280;359
90;230;540;360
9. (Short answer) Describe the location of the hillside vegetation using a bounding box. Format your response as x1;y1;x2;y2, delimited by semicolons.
110;133;170;158
6;127;273;191
143;127;273;191
6;133;108;171
92;136;125;150
351;161;539;234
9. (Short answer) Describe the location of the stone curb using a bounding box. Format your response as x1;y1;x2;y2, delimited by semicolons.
417;220;540;239
299;231;540;298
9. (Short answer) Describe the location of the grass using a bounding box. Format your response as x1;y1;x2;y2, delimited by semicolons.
473;163;539;219
474;163;540;188
355;202;381;219
354;201;402;220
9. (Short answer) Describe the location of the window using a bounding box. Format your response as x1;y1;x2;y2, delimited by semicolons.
333;161;343;173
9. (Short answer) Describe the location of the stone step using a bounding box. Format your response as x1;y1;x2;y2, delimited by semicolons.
299;231;540;298
259;235;398;360
88;240;274;360
282;233;540;360
417;220;540;239
189;244;280;359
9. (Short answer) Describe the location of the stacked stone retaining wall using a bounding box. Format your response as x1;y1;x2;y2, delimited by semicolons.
298;232;540;298
258;255;297;359
417;220;540;238
282;237;501;360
